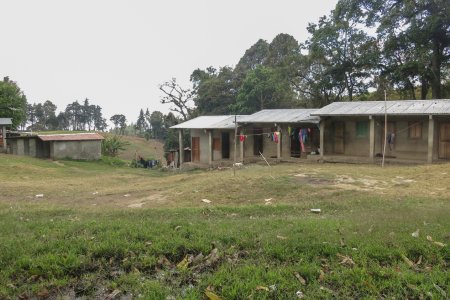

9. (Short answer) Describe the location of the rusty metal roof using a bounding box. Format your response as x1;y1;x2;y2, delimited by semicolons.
239;109;319;124
38;133;104;141
0;118;12;125
170;115;247;129
312;100;450;116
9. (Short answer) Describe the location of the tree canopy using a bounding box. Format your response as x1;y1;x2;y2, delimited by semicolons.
0;77;27;128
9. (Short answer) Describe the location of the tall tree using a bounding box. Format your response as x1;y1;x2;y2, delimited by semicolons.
191;66;238;115
93;105;107;131
300;1;379;102
364;0;450;98
0;76;27;128
232;65;295;114
136;109;146;133
159;78;194;121
149;111;165;139
42;100;58;130
110;114;127;135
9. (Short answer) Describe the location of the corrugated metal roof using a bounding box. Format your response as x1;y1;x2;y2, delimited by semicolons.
38;133;104;141
0;118;12;125
239;109;320;124
170;115;247;129
312;100;450;116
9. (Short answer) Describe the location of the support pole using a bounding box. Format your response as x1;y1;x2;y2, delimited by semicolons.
1;126;6;151
382;90;387;167
239;129;244;162
369;116;375;161
428;115;434;164
319;121;325;160
208;130;212;167
233;115;237;176
276;125;281;160
178;129;184;169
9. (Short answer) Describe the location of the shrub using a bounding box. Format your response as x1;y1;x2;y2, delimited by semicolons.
101;135;130;157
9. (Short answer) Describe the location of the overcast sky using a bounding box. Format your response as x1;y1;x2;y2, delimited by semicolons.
1;0;338;123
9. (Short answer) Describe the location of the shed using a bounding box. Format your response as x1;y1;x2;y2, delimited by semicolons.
7;133;104;160
312;100;450;163
0;118;12;152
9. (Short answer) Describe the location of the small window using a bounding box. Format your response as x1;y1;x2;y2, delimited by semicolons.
356;121;368;138
409;122;422;139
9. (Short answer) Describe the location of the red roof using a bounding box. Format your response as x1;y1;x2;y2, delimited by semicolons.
38;133;104;142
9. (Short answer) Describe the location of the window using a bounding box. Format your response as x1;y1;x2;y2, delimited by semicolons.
409;122;422;139
356;121;368;138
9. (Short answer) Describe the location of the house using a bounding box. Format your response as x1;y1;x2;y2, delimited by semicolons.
7;133;104;160
171;110;320;168
0;118;12;152
170;115;247;167
312;100;450;163
237;109;320;162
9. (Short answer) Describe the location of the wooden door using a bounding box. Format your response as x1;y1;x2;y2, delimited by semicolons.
192;137;200;162
334;122;345;154
438;123;450;159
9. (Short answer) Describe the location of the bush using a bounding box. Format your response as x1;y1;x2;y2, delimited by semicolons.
101;135;130;157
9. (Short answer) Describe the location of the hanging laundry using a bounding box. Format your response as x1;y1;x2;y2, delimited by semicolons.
239;135;246;142
274;132;280;143
288;126;292;136
299;128;305;152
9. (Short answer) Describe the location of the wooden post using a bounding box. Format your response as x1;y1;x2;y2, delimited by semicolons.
233;115;237;176
369;116;375;161
239;130;244;162
208;130;212;167
276;125;281;160
178;129;183;169
428;115;434;164
1;126;6;151
319;121;325;160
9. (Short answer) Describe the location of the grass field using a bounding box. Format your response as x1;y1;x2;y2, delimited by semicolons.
0;153;448;299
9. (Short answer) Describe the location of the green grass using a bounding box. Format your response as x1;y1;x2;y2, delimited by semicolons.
0;154;449;299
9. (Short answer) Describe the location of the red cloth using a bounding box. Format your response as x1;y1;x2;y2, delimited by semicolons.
239;135;245;142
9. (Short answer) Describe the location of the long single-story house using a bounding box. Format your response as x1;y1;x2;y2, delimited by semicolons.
312;100;450;163
7;133;104;160
170;115;247;167
237;109;320;162
171;110;320;168
0;118;12;152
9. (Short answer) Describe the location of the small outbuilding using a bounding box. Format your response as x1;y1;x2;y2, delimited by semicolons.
0;118;12;152
7;133;104;160
312;100;450;164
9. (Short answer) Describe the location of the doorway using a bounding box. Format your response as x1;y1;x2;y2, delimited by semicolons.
221;132;230;159
333;122;345;154
192;137;200;162
253;128;263;155
438;123;450;159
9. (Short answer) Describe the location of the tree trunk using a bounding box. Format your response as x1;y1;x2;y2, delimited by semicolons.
421;77;429;100
431;40;441;99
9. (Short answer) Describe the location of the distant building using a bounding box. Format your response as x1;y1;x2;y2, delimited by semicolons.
7;133;104;160
0;118;12;152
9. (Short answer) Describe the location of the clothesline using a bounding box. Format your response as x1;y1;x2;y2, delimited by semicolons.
376;121;422;135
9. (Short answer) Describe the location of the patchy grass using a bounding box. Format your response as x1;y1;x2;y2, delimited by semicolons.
0;154;449;299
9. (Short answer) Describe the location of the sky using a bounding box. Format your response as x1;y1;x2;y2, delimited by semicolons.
1;0;338;124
